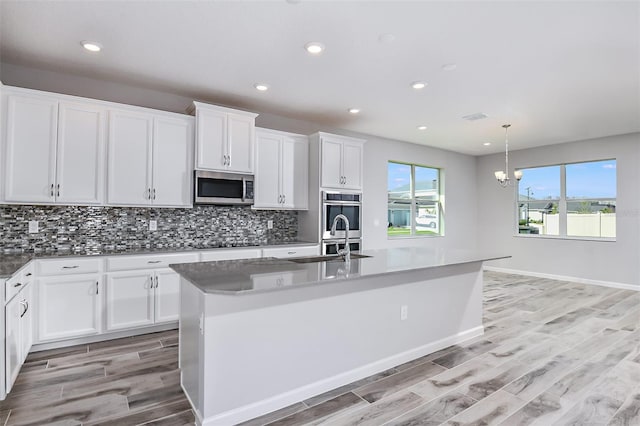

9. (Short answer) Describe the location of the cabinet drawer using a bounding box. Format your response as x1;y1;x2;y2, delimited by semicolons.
262;245;319;258
37;258;101;276
200;248;262;262
106;253;200;272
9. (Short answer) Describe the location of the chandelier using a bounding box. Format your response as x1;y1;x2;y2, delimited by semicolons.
494;124;523;187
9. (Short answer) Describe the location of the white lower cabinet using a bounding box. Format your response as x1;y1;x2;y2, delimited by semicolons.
37;275;102;342
5;294;22;392
105;268;180;331
5;281;33;394
155;269;181;323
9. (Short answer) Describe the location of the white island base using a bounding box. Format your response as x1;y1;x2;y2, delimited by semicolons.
175;251;492;426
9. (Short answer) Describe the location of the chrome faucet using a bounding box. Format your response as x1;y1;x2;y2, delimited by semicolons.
330;214;350;262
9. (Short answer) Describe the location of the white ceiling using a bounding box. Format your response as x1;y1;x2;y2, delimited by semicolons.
1;0;638;155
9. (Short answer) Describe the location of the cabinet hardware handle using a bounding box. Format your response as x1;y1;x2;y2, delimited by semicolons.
56;183;60;197
95;281;99;295
62;265;79;269
13;282;22;288
147;260;162;264
50;183;54;196
283;194;286;203
25;273;32;277
155;276;159;288
152;188;156;200
227;155;231;166
147;188;151;199
288;251;296;255
20;300;28;318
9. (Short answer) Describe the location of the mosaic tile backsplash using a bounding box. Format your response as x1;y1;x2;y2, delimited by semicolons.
0;205;298;254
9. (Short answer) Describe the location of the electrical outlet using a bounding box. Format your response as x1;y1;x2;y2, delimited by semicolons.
400;305;408;321
149;220;157;231
28;220;39;234
267;220;273;229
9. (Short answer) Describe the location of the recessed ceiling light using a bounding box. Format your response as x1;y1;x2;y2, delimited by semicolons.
305;42;325;55
411;81;427;90
348;108;360;114
442;63;457;71
483;142;491;146
417;125;427;130
81;41;102;52
254;83;269;91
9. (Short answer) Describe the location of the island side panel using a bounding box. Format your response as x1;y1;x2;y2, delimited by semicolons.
179;277;205;423
199;261;484;424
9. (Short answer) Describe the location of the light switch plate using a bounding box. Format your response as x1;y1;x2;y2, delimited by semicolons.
28;220;39;233
149;220;157;231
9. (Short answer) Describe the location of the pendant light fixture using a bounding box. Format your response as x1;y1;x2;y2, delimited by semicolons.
494;124;523;186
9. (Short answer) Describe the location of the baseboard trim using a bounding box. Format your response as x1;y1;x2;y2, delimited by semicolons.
483;266;639;292
198;325;484;426
31;322;178;352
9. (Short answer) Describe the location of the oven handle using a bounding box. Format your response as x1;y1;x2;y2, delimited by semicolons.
322;201;362;206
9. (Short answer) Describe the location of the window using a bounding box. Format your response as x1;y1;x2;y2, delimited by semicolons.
517;159;616;238
387;161;442;237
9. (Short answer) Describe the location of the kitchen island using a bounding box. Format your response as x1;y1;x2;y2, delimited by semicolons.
170;247;509;426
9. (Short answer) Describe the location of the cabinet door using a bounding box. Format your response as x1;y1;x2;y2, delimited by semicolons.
5;295;22;393
38;276;101;341
280;138;296;208
4;94;58;202
254;132;282;208
195;108;226;170
107;110;153;205
106;271;154;330
154;269;180;323
320;137;344;188
341;141;363;190
227;113;254;173
19;284;34;364
56;102;105;204
289;137;309;210
152;116;193;207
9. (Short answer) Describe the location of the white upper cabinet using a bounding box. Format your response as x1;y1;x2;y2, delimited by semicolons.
107;109;193;207
2;90;106;205
191;101;258;174
254;128;308;210
317;132;365;190
107;110;153;205
56;102;106;204
152;116;193;206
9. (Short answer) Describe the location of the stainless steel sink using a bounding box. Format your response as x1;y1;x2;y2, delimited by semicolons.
288;254;372;264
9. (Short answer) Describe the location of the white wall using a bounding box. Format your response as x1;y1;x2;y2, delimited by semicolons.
476;133;640;287
362;136;478;252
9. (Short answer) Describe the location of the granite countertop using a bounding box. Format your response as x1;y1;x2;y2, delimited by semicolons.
169;247;510;295
0;240;318;278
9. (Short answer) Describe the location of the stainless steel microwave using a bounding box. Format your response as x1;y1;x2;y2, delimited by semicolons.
194;170;254;205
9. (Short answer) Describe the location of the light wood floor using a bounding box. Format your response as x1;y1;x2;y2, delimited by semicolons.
1;271;639;425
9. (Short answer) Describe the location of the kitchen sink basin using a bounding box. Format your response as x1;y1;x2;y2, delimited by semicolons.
288;254;371;264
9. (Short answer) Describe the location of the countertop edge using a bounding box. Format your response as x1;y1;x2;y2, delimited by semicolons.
0;241;319;278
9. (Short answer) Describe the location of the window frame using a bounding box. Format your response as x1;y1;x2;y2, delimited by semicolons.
515;158;616;241
387;161;443;239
